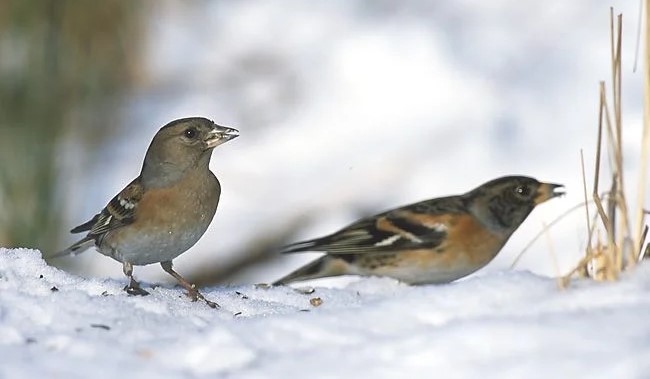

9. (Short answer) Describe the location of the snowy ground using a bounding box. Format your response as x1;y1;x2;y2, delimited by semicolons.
2;248;650;379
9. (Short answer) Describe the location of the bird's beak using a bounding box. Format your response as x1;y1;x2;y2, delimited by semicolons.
205;124;239;149
534;182;565;205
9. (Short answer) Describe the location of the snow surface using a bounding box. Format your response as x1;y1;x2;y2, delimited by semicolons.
3;248;650;378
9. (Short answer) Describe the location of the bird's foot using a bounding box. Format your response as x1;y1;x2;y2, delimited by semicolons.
186;285;219;309
124;285;150;296
160;261;218;308
124;278;150;296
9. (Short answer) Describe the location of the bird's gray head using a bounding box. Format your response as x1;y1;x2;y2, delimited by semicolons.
464;176;564;235
141;117;239;187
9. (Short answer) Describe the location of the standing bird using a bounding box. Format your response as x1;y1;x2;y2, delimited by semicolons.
54;117;238;308
273;176;563;286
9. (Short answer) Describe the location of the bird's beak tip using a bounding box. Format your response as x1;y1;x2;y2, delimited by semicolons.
205;125;239;148
550;183;566;198
534;182;565;204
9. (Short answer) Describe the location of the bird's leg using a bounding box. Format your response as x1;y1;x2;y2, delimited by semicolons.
122;261;149;296
160;261;219;308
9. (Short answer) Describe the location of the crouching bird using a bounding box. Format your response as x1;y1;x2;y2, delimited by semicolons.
54;117;238;308
273;176;563;286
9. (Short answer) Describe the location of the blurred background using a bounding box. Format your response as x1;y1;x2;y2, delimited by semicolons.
0;0;645;286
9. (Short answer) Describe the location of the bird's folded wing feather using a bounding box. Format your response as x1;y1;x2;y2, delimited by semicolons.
70;178;144;237
282;197;467;255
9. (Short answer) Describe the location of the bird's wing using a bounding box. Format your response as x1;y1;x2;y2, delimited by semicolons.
281;196;468;255
71;177;144;237
48;178;144;259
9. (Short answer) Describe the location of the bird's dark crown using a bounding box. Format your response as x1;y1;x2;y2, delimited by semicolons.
160;117;214;131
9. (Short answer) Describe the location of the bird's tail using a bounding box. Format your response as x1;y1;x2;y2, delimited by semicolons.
272;255;352;285
47;237;95;259
278;239;321;254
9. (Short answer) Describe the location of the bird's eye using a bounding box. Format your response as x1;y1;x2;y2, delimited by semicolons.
184;128;197;139
514;185;531;197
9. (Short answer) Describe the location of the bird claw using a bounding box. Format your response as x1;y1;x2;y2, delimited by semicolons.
185;288;219;309
186;288;199;302
124;286;150;296
124;284;150;296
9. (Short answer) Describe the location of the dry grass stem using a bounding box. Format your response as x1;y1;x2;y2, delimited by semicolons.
561;6;649;286
580;150;593;259
635;0;650;259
